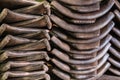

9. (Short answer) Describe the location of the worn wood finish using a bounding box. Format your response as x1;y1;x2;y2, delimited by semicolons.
0;71;47;80
14;1;51;15
0;0;51;80
51;35;111;54
0;51;50;63
0;8;39;23
108;2;120;77
52;54;109;74
11;15;52;29
50;13;114;33
52;62;110;80
51;22;114;43
56;0;102;6
51;44;110;65
0;0;119;80
0;61;48;72
50;0;114;80
66;3;100;13
51;0;114;20
8;74;50;80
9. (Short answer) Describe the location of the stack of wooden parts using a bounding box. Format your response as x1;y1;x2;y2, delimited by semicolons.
50;0;115;80
108;0;120;76
0;0;51;80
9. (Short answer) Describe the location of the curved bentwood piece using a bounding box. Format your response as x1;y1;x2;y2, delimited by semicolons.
51;0;114;19
4;39;51;51
112;27;120;37
0;61;48;72
51;43;110;65
111;37;120;49
51;30;100;50
11;15;52;29
71;53;109;71
85;62;111;80
0;24;39;35
0;8;39;23
69;52;97;60
109;57;120;69
66;2;100;13
68;18;96;24
114;0;120;10
109;47;120;60
109;67;120;76
52;54;109;74
52;62;110;80
114;9;120;22
0;24;50;40
51;35;112;54
70;54;110;71
18;30;50;40
52;21;114;44
14;1;51;15
0;71;48;80
70;40;100;50
52;50;97;60
8;74;50;80
50;12;114;33
0;0;39;9
0;35;37;49
51;21;114;44
56;0;102;6
72;62;110;80
0;51;50;63
67;30;100;39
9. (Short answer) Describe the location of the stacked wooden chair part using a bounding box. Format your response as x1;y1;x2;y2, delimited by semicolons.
50;0;115;80
0;0;120;80
0;0;51;80
108;0;120;76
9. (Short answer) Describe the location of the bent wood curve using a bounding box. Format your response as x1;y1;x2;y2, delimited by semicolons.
112;27;120;37
5;39;51;51
50;12;114;32
0;35;37;49
51;35;111;54
6;74;50;80
52;54;109;74
67;3;100;13
109;47;120;60
51;0;114;19
52;62;110;80
51;43;110;65
0;8;38;23
14;1;51;15
111;37;120;49
11;15;52;29
0;61;48;72
56;0;102;6
51;21;114;43
114;0;120;10
109;67;120;76
109;57;120;68
0;51;50;63
85;62;111;80
0;71;46;80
